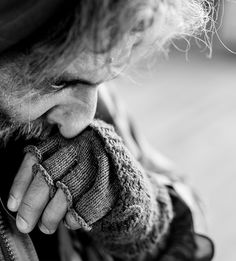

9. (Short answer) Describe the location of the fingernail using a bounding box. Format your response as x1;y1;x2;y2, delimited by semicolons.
63;221;71;230
7;195;18;211
67;212;77;225
39;223;51;234
16;215;28;231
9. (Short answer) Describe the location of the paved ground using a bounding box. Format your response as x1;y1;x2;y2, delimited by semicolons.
116;47;236;261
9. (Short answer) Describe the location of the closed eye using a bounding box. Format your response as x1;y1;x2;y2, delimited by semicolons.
50;78;97;90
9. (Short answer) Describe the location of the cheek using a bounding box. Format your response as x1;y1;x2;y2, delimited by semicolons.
6;93;58;122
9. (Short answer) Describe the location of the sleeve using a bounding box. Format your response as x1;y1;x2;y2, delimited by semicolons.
24;85;214;261
87;121;174;260
93;85;214;261
25;120;174;260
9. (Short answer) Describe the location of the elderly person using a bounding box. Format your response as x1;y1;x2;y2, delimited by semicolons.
0;0;214;260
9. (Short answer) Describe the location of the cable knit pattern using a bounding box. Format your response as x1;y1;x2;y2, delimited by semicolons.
89;120;173;259
24;119;173;259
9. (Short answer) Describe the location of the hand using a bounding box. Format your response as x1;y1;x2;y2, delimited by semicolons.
7;152;81;234
6;121;117;235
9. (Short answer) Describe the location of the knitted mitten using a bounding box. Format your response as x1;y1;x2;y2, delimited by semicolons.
25;120;173;259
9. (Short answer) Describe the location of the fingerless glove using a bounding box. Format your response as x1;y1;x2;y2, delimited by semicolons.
25;120;173;259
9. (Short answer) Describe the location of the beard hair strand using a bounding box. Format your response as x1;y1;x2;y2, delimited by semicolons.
0;117;54;146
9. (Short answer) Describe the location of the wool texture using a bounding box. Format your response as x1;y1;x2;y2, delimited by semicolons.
25;119;173;259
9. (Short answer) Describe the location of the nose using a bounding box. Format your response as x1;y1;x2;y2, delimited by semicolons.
46;86;98;138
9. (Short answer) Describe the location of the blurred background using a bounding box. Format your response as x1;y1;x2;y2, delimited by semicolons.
115;1;236;260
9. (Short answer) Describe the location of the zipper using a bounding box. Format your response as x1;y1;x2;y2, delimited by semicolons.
0;210;16;261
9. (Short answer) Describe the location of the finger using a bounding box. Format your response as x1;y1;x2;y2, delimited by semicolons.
39;188;67;234
7;153;37;212
16;172;50;233
64;211;80;230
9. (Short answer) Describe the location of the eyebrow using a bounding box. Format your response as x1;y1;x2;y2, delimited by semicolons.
55;77;97;87
54;72;100;87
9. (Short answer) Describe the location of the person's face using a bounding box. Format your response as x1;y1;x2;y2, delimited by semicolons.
0;33;140;139
0;0;205;141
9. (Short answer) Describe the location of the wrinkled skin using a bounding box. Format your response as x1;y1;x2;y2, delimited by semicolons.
0;35;137;139
4;31;145;235
0;0;207;236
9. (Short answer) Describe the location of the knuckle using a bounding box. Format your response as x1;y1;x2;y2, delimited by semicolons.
20;200;35;213
11;154;38;195
18;204;36;226
27;175;50;199
19;197;41;218
17;201;35;229
12;177;24;187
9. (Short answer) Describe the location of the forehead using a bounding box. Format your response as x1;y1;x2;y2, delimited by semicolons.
0;14;145;90
0;1;161;78
0;0;201;89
